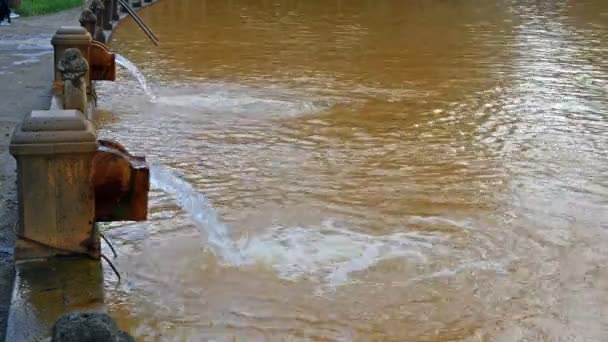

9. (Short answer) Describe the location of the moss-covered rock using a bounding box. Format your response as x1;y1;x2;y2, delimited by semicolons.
51;312;134;342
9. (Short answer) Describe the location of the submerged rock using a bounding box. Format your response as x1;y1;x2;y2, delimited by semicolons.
51;312;134;342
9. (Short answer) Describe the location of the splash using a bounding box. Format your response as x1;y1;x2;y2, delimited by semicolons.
150;165;453;286
237;221;447;286
115;54;157;101
155;93;319;117
150;165;243;264
153;82;324;117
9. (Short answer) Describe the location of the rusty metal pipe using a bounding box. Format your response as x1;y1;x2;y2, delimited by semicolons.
116;0;159;45
92;139;149;222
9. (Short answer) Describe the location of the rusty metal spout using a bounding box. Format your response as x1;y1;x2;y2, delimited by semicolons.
92;140;149;222
89;41;116;81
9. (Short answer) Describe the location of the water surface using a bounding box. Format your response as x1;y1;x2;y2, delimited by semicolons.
97;0;608;340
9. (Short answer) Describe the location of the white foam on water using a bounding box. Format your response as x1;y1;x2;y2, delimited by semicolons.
149;165;454;286
391;258;511;288
155;93;318;117
150;165;505;288
115;54;157;101
106;63;325;117
153;83;322;117
237;221;447;286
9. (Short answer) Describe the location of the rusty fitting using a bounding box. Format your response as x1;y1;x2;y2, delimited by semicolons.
9;109;99;260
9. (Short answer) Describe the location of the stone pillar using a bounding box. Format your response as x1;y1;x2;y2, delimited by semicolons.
112;0;119;21
78;9;97;38
9;109;99;260
58;49;89;114
102;0;113;30
89;0;104;28
51;26;92;92
89;0;106;43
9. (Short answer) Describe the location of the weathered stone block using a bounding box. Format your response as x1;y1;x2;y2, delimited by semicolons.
9;110;99;260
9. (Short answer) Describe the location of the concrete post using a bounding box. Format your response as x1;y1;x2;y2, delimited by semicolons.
9;110;99;260
78;9;97;38
89;0;106;43
58;49;89;114
102;0;113;30
112;0;119;21
51;26;92;93
89;0;104;27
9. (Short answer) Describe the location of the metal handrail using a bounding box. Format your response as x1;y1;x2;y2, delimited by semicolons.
116;0;159;46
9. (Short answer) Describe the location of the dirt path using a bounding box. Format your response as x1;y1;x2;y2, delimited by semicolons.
0;7;83;340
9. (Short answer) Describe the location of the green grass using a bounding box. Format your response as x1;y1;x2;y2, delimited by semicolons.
15;0;84;17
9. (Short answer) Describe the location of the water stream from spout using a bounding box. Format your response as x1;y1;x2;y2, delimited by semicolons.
148;165;454;287
115;54;157;101
150;165;244;265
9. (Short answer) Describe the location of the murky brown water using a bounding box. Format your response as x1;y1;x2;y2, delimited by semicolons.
97;0;608;340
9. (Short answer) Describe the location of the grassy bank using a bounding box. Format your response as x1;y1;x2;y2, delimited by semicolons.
15;0;84;17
